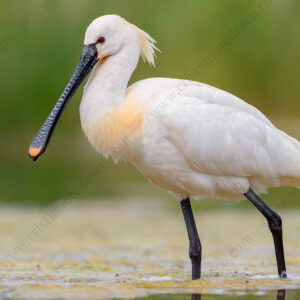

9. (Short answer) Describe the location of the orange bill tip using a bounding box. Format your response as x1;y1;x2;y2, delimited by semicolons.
29;146;42;158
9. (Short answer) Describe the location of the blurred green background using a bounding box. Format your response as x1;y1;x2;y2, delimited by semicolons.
1;0;300;208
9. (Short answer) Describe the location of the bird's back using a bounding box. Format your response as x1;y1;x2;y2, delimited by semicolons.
126;77;300;200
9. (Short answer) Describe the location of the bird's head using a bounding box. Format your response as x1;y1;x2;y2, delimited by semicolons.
28;15;158;161
84;15;158;65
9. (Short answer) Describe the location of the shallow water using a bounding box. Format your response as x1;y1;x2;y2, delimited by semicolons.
123;290;298;299
0;200;299;298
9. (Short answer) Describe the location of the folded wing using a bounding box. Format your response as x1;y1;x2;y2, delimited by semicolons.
151;80;300;182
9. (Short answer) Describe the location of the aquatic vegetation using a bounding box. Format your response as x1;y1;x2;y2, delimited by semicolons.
0;200;299;298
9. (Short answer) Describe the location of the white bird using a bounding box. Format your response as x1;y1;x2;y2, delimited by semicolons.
29;14;300;280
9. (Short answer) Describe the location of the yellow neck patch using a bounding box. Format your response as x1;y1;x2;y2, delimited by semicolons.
83;91;144;157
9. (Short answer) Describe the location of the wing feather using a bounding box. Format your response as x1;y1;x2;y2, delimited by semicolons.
145;80;300;180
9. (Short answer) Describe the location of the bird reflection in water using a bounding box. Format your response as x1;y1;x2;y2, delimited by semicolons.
277;289;286;300
190;289;286;300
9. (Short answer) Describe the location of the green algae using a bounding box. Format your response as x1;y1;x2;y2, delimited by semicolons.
0;201;299;298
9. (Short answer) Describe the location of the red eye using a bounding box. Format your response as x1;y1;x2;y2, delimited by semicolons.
97;36;105;44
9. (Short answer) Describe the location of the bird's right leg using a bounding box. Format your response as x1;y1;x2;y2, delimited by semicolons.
244;187;287;278
181;197;202;280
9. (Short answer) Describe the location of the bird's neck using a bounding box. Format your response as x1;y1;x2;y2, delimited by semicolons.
80;44;141;159
81;44;139;112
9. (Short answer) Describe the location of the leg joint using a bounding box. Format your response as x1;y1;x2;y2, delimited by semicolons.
189;244;202;261
268;212;282;232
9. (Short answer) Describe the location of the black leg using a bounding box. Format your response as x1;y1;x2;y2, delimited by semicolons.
181;197;202;280
244;188;287;278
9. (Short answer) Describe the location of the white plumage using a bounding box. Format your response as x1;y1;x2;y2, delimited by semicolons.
79;15;300;201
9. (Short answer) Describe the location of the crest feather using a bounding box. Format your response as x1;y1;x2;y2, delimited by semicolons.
123;19;160;66
136;27;160;66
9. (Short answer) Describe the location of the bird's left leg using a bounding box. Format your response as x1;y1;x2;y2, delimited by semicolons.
244;188;287;278
181;198;202;280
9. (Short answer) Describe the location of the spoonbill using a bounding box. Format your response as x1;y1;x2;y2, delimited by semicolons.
29;14;300;280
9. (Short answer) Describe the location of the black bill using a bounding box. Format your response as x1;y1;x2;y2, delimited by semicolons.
28;43;98;161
